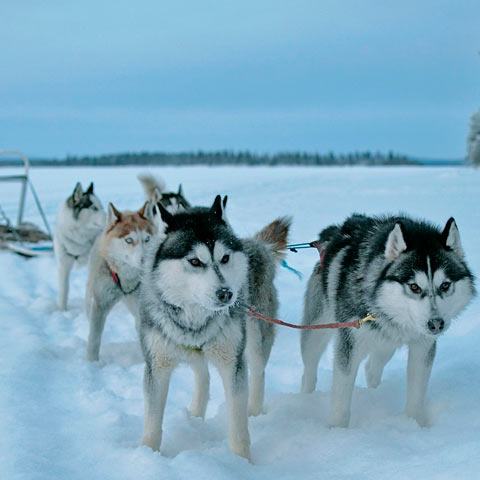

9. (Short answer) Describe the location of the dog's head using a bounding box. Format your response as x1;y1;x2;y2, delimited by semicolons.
67;182;105;229
375;217;475;337
103;202;155;271
152;195;248;311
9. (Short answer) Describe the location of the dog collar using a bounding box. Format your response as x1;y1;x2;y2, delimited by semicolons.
107;264;140;295
182;344;203;353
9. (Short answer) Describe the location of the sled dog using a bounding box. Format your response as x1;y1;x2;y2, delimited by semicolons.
300;214;474;427
85;202;155;361
138;196;290;458
54;182;105;311
138;173;190;214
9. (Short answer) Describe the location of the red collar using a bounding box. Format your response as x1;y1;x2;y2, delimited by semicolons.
110;269;120;284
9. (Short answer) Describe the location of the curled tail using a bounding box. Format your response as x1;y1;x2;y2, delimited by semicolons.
137;174;166;201
254;216;292;261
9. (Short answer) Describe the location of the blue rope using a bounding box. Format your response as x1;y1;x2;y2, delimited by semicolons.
281;259;303;280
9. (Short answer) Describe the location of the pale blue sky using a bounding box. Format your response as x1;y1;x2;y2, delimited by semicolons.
1;1;479;158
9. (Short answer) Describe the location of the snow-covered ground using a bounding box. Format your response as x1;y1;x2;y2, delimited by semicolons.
1;166;479;480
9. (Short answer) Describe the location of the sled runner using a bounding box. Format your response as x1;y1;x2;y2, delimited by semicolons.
0;150;53;257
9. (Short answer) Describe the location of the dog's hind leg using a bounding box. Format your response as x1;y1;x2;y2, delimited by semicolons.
365;345;396;388
57;254;74;311
86;295;116;361
246;319;274;416
329;329;365;428
406;340;436;426
301;329;334;393
206;341;250;459
142;361;175;451
189;354;209;419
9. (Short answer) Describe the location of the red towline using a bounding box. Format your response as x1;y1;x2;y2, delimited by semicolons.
247;306;378;330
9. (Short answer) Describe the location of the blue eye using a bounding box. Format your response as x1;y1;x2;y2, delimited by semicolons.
145;236;150;243
125;237;133;244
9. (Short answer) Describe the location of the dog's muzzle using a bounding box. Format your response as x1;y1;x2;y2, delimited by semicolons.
427;317;445;335
216;287;233;305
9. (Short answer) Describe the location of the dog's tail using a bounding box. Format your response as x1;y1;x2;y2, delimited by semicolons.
138;174;166;201
254;216;292;261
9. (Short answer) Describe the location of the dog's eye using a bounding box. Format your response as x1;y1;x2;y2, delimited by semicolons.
144;235;150;243
125;237;133;244
409;283;422;294
440;281;451;292
189;258;203;267
220;254;230;264
92;206;98;211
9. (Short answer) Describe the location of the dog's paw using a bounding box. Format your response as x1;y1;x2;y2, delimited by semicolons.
189;403;206;419
230;439;250;459
328;411;350;428
247;403;263;417
141;431;162;452
300;374;317;394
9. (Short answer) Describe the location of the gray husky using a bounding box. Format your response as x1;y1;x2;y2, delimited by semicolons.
300;214;474;427
54;182;105;311
138;195;290;458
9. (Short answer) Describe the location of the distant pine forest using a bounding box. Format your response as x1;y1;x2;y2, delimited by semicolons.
0;151;463;167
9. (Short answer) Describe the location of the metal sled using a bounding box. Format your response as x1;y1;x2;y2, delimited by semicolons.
0;150;53;257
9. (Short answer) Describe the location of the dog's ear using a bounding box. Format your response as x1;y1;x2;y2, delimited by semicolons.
107;202;122;227
72;182;83;203
178;184;184;196
210;195;227;222
151;187;162;205
385;221;407;261
441;217;464;258
137;201;148;218
143;200;155;222
158;202;176;228
86;182;94;195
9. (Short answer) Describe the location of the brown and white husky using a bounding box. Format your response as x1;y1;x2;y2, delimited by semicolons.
85;201;156;362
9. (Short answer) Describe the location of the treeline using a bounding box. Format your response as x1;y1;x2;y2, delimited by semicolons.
2;150;421;167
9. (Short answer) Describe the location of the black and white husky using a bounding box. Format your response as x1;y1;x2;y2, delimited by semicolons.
138;196;290;458
300;214;474;427
138;173;190;212
54;182;105;311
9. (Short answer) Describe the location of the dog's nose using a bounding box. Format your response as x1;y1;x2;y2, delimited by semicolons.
427;318;445;334
216;288;233;304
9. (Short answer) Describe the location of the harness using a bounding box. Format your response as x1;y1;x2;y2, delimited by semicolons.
250;239;379;330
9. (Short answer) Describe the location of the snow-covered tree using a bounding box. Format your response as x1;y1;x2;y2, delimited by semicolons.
467;109;480;166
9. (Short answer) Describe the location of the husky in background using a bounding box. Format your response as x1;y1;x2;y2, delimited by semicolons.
54;182;105;311
138;196;290;458
138;173;190;214
300;214;474;427
85;202;155;362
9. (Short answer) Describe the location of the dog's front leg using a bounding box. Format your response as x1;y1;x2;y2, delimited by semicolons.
246;319;274;416
329;330;364;428
142;362;174;452
86;295;115;361
189;354;210;419
57;253;74;311
406;339;436;426
207;343;250;459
